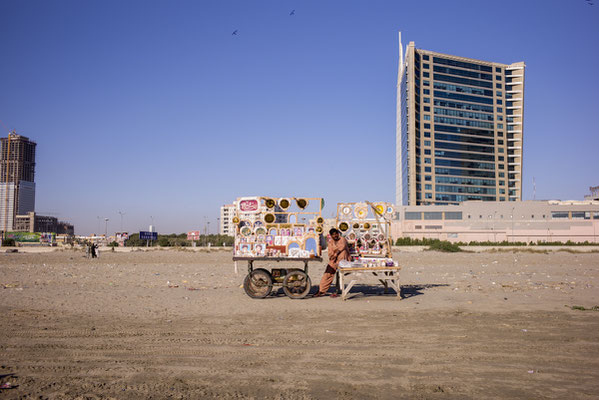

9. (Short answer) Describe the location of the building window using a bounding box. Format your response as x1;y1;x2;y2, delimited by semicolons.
496;83;502;89
593;212;599;219
424;123;430;128
498;140;504;145
423;63;429;69
445;211;462;220
424;212;443;220
497;107;503;113
424;149;431;155
423;89;430;95
571;211;586;219
424;131;431;137
423;72;430;78
499;172;505;177
496;91;502;96
424;158;431;164
424;80;430;86
425;193;432;199
498;156;504;161
497;123;503;129
423;115;430;121
551;211;569;219
425;166;431;172
499;180;505;185
424;106;430;112
496;99;503;105
425;184;432;190
423;98;430;104
424;140;431;146
405;212;422;220
496;67;501;73
496;74;501;80
499;148;504;153
425;175;431;181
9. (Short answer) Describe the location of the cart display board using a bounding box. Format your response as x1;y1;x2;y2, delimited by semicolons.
233;196;325;259
233;196;325;299
335;201;401;300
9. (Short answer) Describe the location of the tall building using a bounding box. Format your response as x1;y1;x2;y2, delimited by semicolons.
396;34;525;206
1;132;37;231
219;204;236;236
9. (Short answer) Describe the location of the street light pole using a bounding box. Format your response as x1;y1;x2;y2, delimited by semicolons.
104;218;109;239
118;211;126;232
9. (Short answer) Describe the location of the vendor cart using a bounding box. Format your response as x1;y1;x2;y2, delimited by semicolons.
234;256;322;299
231;196;326;299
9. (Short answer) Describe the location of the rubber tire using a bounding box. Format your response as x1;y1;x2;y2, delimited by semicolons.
282;270;312;299
243;268;273;299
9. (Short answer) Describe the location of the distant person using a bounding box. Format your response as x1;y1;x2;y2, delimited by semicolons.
91;243;97;258
313;228;350;297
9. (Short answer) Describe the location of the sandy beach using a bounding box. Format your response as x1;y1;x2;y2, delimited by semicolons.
1;248;598;399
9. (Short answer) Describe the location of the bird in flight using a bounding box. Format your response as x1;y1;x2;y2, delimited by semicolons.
232;30;238;35
290;9;295;15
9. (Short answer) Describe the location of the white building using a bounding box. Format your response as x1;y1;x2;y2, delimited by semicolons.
0;181;35;231
219;204;236;236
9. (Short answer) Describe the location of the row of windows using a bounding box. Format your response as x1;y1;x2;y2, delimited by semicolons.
433;100;494;114
435;176;496;187
432;57;493;73
436;158;495;170
435;149;495;162
434;73;493;89
552;211;599;220
434;116;494;129
432;82;493;97
435;133;495;146
435;125;494;138
435;141;495;155
434;107;493;121
436;194;497;202
434;90;494;105
435;167;496;178
433;66;493;81
436;185;497;195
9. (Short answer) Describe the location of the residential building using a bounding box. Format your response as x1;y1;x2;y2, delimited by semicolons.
220;204;236;236
396;34;525;206
13;211;74;234
390;200;599;244
1;132;37;231
585;186;599;201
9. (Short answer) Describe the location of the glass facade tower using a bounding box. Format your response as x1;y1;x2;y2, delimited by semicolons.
396;36;525;206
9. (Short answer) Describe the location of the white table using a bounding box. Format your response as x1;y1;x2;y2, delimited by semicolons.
337;266;401;300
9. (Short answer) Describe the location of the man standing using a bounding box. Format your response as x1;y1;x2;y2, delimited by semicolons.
314;228;350;297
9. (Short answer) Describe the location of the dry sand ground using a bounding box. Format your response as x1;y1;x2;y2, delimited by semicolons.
0;248;598;399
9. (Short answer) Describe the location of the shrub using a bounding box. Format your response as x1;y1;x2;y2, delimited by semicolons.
2;238;16;247
427;240;462;252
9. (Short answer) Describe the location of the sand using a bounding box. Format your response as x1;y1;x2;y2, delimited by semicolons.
0;248;598;399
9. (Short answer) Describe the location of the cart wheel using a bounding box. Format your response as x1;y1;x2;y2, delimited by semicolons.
243;268;273;299
282;270;312;299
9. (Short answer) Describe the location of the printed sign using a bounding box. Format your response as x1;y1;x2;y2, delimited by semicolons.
139;231;158;241
237;197;260;213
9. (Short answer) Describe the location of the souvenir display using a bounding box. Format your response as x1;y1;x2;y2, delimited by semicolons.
233;196;324;258
335;201;394;260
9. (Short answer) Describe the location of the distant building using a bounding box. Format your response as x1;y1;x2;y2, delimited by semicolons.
13;211;74;234
220;204;235;236
0;133;36;231
391;200;599;244
396;35;525;206
585;186;599;201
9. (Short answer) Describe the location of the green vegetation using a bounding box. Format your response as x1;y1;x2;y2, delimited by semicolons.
124;233;234;247
565;305;599;311
426;240;462;253
2;238;16;247
395;237;598;246
108;241;119;247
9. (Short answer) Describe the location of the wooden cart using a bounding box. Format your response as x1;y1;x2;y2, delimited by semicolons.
337;265;401;300
234;256;322;299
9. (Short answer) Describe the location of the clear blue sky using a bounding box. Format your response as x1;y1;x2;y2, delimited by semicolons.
1;0;597;235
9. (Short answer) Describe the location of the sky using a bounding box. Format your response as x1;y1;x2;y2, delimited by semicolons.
0;0;597;235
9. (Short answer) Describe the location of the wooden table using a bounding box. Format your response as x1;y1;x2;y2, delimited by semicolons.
337;266;401;300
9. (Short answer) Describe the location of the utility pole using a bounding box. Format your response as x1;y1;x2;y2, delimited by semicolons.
104;218;109;239
118;211;126;232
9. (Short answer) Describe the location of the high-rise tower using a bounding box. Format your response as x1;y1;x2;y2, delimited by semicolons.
396;35;525;206
1;132;37;232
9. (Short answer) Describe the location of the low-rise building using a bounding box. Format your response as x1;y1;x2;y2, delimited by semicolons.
13;212;74;234
391;200;599;243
